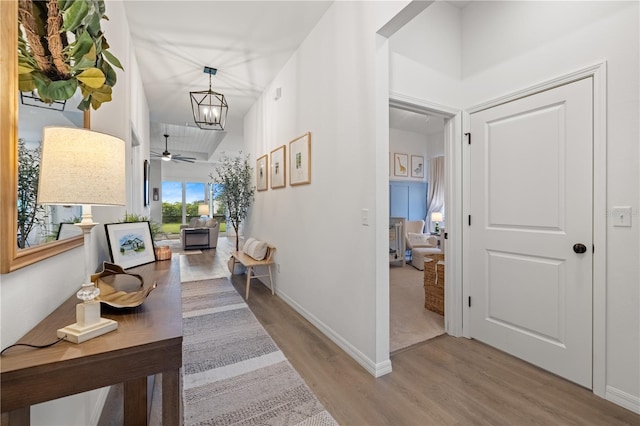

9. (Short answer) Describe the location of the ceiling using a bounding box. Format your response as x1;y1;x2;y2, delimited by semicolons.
121;1;462;160
122;1;333;162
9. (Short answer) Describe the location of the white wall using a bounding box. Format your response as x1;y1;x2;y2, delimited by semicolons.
390;0;639;411
0;1;151;423
242;1;409;375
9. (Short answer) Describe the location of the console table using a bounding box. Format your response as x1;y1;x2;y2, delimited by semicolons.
0;257;183;425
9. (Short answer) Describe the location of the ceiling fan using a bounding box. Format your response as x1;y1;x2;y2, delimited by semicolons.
151;134;196;163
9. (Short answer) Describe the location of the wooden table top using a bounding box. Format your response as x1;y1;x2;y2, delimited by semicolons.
1;256;183;411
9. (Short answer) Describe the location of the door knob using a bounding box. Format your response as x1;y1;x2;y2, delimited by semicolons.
573;243;587;254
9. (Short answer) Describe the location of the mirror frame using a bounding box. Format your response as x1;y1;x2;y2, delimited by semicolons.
1;0;88;273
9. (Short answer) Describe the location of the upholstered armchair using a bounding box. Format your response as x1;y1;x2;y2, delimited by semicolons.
405;220;438;250
179;217;219;249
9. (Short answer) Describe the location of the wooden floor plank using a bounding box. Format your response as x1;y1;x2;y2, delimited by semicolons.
101;238;638;426
227;252;639;426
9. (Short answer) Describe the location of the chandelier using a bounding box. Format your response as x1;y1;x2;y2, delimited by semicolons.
189;66;228;130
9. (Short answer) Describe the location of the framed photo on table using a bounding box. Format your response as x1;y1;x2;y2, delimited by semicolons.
270;145;286;189
256;154;268;191
105;221;156;269
394;153;409;177
56;223;82;240
289;132;311;186
411;155;424;178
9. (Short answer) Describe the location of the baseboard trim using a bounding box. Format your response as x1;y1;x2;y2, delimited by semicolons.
277;290;391;377
606;385;640;414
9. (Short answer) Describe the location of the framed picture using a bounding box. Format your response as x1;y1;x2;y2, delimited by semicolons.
394;153;409;177
56;223;82;240
411;155;424;178
289;132;311;186
105;222;156;269
143;159;150;206
270;145;286;189
256;154;268;191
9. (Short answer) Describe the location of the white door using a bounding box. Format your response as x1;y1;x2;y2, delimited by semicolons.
468;77;593;388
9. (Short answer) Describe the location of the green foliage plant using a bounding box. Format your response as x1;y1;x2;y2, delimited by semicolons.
119;212;161;242
210;153;255;251
17;139;47;248
18;0;123;110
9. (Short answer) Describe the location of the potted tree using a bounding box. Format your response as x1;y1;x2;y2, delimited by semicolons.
210;153;255;251
18;0;123;110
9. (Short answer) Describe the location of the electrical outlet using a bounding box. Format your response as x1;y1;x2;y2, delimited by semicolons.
277;263;281;273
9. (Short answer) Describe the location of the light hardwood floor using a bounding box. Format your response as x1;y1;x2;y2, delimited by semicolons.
103;239;639;425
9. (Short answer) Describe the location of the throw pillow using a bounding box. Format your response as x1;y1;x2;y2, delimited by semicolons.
242;237;256;252
188;217;199;227
242;238;268;260
205;218;217;228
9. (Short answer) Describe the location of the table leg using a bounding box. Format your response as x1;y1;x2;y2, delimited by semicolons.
124;377;147;426
1;407;29;426
162;369;180;426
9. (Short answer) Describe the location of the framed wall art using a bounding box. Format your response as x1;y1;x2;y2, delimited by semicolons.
256;154;268;191
394;153;409;177
105;221;156;269
143;159;150;206
289;132;311;186
411;155;424;178
270;145;286;189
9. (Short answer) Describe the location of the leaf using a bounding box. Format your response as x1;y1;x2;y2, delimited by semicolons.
39;79;78;101
100;59;117;86
89;85;112;109
77;97;91;111
18;63;35;74
70;30;94;62
76;67;105;89
71;55;95;73
63;0;89;32
18;73;37;92
102;49;123;70
59;0;72;12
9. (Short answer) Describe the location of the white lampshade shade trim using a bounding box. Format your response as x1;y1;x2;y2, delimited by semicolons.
37;127;126;207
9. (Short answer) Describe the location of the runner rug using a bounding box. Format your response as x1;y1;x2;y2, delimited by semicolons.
181;277;338;425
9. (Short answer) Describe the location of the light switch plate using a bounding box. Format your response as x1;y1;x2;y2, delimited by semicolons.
612;206;632;227
361;209;369;226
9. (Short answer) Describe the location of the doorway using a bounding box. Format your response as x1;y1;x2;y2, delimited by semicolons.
388;95;463;351
388;105;446;352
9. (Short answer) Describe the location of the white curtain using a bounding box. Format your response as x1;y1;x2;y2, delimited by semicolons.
426;156;445;232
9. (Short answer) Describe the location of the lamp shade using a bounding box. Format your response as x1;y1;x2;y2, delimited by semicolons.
38;127;126;206
198;204;210;215
431;212;443;222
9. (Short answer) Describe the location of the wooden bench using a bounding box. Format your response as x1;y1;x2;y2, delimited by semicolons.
230;244;276;299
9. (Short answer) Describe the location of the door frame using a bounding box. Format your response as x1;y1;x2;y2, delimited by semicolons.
389;92;464;337
462;62;608;397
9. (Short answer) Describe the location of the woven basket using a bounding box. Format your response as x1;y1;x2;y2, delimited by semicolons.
154;246;172;261
424;255;445;315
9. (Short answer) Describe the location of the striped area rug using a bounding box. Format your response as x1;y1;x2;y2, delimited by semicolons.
181;277;338;425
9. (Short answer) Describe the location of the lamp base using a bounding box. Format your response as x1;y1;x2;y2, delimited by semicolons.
57;318;118;344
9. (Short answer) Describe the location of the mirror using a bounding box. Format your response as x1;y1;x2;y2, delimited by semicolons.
1;0;86;273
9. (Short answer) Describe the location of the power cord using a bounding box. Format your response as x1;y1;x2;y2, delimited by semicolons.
1;335;67;356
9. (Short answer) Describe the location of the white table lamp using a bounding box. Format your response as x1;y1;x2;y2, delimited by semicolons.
431;212;443;233
38;126;126;343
